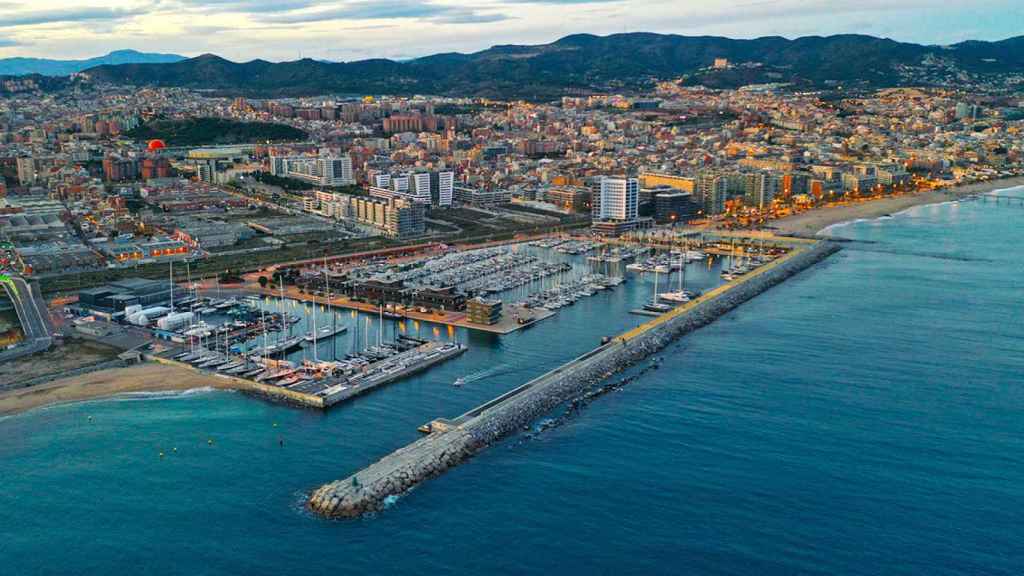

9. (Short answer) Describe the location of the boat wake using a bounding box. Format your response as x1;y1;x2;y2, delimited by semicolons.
459;363;514;384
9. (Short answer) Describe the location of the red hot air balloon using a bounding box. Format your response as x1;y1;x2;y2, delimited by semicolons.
147;139;166;151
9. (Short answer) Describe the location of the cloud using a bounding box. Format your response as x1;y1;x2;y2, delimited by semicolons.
0;37;22;47
0;5;151;29
255;1;511;24
501;0;620;3
175;0;320;13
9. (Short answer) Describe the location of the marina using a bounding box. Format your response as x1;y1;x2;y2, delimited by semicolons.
308;237;840;517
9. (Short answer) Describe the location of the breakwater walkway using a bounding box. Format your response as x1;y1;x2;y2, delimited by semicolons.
308;240;841;518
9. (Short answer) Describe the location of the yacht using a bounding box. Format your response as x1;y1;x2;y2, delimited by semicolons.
303;325;348;342
658;291;692;304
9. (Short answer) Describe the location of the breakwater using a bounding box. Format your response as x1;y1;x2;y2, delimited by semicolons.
308;240;840;518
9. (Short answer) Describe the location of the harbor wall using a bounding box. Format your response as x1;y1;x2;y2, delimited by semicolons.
308;241;840;518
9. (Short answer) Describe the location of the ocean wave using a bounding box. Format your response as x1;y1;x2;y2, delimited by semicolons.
819;196;970;236
987;184;1024;196
818;217;874;236
0;386;230;421
111;386;224;401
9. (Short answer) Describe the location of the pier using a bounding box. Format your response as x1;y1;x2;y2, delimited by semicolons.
147;339;466;410
307;238;841;518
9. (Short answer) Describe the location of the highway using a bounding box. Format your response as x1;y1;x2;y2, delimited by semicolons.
0;274;54;363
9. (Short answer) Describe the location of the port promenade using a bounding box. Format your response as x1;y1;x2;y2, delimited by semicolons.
307;236;841;518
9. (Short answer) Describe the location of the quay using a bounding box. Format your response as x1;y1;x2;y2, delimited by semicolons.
146;339;466;410
307;237;841;518
249;287;556;335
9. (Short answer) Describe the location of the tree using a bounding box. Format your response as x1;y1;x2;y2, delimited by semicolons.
258;275;268;288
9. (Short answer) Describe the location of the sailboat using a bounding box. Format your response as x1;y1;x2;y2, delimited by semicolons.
642;258;673;314
659;250;694;304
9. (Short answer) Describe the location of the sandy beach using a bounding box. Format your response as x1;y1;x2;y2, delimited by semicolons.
0;363;233;417
770;176;1024;237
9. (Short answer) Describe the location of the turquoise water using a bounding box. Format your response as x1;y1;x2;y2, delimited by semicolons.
2;190;1023;575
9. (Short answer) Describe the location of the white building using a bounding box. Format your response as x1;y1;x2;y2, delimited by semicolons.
411;172;432;204
372;172;392;188
436;171;454;207
595;177;639;220
271;155;355;187
392;175;410;194
316;156;354;186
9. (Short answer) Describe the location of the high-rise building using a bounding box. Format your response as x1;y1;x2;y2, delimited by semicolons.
411;172;432;204
955;102;981;121
594;177;639;221
743;172;782;209
435;171;454;207
372;172;392;188
654;192;699;223
316;156;354;186
16;157;37;185
141;157;172;180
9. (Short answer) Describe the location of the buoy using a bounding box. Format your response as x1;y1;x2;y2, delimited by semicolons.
172;447;177;452
207;439;214;445
159;452;165;458
87;416;93;421
273;422;278;428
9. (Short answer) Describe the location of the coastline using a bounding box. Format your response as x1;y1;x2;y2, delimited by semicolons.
0;363;233;417
769;176;1024;237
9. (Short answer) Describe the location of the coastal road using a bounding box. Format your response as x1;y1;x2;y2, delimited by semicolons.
0;274;54;363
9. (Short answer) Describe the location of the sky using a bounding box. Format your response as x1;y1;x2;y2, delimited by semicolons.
0;0;1021;62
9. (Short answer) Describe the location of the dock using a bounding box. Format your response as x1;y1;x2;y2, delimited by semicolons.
248;288;555;335
148;339;466;410
318;341;466;407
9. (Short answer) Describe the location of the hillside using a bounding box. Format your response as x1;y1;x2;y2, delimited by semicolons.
124;117;307;146
83;33;1024;97
0;49;185;77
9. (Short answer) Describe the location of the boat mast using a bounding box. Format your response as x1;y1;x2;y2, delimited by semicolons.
652;261;659;303
279;275;287;361
169;260;174;310
260;307;268;366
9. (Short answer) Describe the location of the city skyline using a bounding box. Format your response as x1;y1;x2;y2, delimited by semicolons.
0;0;1022;63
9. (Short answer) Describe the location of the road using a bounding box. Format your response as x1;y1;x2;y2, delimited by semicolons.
0;274;54;363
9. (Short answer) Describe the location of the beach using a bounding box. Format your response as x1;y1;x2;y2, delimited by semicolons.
770;176;1024;236
0;363;232;416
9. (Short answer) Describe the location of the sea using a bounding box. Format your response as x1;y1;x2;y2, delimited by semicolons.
1;188;1022;575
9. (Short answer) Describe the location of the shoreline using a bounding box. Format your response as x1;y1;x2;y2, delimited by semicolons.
0;363;233;417
769;176;1024;237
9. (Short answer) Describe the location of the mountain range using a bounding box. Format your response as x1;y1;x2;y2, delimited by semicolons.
34;34;1024;97
0;49;185;76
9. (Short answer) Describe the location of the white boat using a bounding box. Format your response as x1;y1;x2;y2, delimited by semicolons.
658;291;691;304
303;325;348;342
453;377;465;387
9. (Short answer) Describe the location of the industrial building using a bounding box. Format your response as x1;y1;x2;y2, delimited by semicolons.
77;278;176;314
